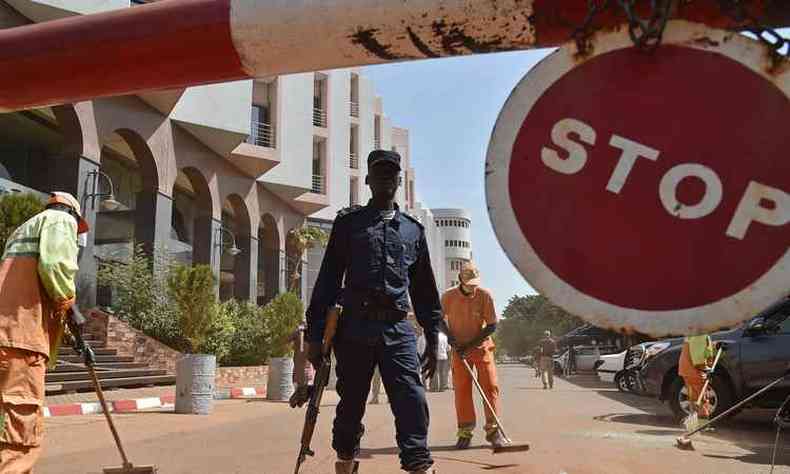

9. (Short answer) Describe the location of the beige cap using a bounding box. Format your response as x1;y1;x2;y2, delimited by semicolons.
48;191;89;234
459;261;481;287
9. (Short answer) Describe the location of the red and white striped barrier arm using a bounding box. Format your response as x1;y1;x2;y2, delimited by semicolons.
0;0;784;112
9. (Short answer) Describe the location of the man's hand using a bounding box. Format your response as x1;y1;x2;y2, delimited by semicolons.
421;343;437;380
307;342;323;371
453;343;468;359
82;344;96;367
289;384;314;408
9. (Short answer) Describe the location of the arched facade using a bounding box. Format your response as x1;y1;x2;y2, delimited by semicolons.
258;213;281;305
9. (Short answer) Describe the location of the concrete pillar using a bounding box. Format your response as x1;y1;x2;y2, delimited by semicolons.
233;234;258;303
135;190;173;273
43;153;100;308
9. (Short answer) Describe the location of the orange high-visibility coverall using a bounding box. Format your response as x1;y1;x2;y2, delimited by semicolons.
442;286;500;435
0;208;79;473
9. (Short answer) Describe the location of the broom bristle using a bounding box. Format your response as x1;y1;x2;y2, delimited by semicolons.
102;466;158;474
492;443;530;454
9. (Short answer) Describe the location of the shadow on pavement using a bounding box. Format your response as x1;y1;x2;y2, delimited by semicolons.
565;374;790;470
358;446;521;471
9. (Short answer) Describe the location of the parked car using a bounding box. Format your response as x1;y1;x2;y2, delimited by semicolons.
595;350;626;384
641;296;790;421
596;342;662;392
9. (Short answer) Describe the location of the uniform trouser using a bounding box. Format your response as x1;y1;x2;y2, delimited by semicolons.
0;347;47;474
430;359;449;392
451;347;500;432
682;373;711;418
540;356;554;388
333;334;432;471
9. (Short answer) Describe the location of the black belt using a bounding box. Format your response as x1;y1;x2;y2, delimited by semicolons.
345;307;407;323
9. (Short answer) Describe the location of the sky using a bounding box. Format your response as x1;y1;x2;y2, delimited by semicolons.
362;50;554;314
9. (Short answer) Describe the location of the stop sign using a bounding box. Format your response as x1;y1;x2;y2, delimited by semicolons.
486;21;790;336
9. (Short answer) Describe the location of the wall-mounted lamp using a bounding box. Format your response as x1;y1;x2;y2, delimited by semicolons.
82;170;122;212
216;226;242;257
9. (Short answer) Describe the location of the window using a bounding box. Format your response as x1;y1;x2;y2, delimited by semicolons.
312;139;326;194
350;177;359;205
349;125;359;169
445;240;449;247
374;115;382;149
350;73;360;117
249;81;276;148
313;74;327;127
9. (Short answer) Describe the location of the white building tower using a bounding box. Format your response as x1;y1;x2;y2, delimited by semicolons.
432;208;472;291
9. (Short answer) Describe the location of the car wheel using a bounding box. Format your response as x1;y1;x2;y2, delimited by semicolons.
668;375;733;422
614;371;629;392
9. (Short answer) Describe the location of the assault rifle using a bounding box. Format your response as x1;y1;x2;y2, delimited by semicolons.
293;307;340;474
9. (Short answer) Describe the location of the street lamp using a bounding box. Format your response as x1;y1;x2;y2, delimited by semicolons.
81;169;121;212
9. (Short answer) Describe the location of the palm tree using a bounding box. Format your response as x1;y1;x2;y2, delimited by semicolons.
286;225;328;294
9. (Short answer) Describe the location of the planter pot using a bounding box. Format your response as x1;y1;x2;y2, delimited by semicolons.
176;354;216;415
266;356;295;401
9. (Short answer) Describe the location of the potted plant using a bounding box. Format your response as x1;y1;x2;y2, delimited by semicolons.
263;292;304;401
169;264;220;414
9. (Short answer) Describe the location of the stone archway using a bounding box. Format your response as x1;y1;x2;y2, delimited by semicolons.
171;167;214;267
257;213;281;305
220;194;253;301
95;128;161;265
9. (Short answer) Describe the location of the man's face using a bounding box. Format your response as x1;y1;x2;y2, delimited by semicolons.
367;162;400;200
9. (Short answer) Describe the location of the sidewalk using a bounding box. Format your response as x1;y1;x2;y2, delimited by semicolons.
44;384;267;417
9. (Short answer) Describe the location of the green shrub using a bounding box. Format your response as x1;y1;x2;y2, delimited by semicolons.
0;193;45;251
167;264;217;354
218;299;269;366
97;245;184;350
199;301;236;362
262;292;304;358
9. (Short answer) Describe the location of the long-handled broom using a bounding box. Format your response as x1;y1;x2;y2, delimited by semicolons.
676;368;790;450
86;362;158;473
682;347;724;432
459;358;530;454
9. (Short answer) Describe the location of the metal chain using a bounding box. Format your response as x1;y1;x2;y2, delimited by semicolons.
617;0;675;52
716;0;788;58
571;0;612;55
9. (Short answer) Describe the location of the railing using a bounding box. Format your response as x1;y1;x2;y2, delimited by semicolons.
247;120;275;148
313;107;327;127
350;101;359;117
349;152;359;169
312;174;325;194
374;138;381;149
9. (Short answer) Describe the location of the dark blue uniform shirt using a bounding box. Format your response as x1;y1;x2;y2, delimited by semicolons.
306;202;442;345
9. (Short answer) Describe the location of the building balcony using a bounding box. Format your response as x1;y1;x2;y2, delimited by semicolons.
313;108;327;128
349;152;359;169
247;120;275;148
350;101;359;117
374;138;381;149
312;174;325;194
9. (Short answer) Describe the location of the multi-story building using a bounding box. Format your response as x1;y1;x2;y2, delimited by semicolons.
0;1;423;308
432;208;473;290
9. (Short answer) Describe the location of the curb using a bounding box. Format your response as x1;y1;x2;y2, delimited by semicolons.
44;394;175;417
44;387;268;417
215;386;267;400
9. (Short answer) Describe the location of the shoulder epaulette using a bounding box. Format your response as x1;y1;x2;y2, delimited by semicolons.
337;205;364;218
400;211;424;228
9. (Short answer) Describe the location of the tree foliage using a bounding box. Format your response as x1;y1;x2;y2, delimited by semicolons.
0;193;44;251
286;226;328;292
167;264;218;353
262;291;304;358
495;294;584;358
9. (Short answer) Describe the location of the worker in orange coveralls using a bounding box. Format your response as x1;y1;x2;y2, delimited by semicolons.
440;261;504;450
0;192;95;473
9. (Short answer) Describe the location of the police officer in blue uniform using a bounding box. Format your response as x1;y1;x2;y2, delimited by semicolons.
306;149;442;474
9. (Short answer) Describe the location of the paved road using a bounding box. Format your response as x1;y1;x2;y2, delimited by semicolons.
39;365;790;473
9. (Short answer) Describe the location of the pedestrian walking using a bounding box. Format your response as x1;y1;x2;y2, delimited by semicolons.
306;149;442;474
430;331;450;392
440;262;504;449
539;330;557;389
0;192;95;472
